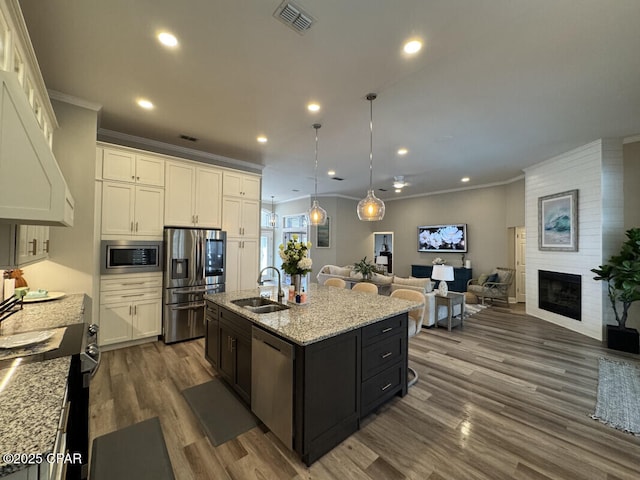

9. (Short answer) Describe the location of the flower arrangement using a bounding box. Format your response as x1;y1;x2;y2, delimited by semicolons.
279;234;313;275
353;256;379;280
432;257;446;265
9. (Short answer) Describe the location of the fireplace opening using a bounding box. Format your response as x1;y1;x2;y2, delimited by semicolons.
538;270;581;321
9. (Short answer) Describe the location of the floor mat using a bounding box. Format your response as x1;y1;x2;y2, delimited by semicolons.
90;417;174;480
182;378;261;446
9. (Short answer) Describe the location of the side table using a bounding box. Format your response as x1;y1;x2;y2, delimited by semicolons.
435;292;465;331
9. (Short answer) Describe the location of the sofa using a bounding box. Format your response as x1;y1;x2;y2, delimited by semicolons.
317;265;463;327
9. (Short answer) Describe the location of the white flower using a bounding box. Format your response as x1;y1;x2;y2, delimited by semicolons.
298;257;312;270
439;226;463;245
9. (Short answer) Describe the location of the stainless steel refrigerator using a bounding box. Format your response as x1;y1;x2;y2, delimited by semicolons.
163;227;226;343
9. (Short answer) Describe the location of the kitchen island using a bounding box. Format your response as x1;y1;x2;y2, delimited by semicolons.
204;284;421;465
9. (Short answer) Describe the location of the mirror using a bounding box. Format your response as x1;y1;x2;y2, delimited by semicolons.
373;232;393;274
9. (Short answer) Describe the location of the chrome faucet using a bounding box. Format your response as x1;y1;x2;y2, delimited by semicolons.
257;266;284;303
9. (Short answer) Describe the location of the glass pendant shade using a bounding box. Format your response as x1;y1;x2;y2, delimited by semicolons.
358;93;385;222
308;199;327;226
357;189;385;221
307;123;327;226
268;196;278;228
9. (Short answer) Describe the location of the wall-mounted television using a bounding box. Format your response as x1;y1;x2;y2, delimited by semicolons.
418;224;467;253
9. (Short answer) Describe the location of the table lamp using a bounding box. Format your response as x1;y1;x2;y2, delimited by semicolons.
432;264;454;296
375;256;388;275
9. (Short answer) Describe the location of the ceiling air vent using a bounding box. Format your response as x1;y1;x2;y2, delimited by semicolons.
273;0;315;34
331;176;344;181
179;134;198;142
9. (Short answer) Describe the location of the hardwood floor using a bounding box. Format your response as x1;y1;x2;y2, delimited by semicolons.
90;306;640;479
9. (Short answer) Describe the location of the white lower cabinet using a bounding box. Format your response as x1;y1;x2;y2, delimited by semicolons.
99;273;162;346
225;237;259;292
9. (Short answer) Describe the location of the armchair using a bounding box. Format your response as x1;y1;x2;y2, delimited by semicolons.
467;267;514;305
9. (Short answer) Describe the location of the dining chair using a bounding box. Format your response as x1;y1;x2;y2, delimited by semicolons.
351;282;378;294
324;278;346;288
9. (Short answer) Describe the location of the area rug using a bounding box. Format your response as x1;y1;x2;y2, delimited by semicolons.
182;378;261;446
90;417;175;480
591;357;640;435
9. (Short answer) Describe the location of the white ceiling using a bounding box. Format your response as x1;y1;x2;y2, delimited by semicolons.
18;0;640;203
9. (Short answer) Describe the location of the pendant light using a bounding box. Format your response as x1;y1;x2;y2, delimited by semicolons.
268;195;278;228
307;123;327;226
357;93;385;221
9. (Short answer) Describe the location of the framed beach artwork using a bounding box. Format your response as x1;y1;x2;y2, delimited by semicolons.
316;217;330;248
538;189;578;251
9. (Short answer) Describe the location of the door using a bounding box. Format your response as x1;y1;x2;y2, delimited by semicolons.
219;323;235;383
241;200;260;238
515;226;526;303
222;197;242;236
239;238;259;291
165;228;199;288
205;314;219;367
194;167;222;228
102;149;135;183
99;302;132;345
135;186;164;236
135;155;165;186
164;162;195;227
102;182;134;236
133;298;162;339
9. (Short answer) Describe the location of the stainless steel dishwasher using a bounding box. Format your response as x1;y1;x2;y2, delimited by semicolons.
251;326;294;449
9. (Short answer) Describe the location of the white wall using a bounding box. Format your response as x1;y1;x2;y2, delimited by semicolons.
23;100;99;308
524;139;624;340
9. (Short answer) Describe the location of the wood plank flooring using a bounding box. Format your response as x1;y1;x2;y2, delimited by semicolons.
90;305;640;479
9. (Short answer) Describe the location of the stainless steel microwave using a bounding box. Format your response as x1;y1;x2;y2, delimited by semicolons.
100;240;163;274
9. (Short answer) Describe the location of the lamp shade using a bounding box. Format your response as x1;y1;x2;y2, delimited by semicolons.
431;264;454;281
308;199;327;226
375;256;388;265
357;190;385;221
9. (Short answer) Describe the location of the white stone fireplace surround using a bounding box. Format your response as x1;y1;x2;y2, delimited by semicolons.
524;139;623;340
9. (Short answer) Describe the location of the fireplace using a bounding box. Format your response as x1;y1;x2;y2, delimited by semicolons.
538;270;582;321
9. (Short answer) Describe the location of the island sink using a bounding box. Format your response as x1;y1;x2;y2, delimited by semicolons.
231;297;290;314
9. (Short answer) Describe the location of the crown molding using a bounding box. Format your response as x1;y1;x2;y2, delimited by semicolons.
48;90;102;111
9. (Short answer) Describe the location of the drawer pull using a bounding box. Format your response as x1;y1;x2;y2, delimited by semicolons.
381;351;393;359
381;327;393;333
120;293;145;298
381;382;393;391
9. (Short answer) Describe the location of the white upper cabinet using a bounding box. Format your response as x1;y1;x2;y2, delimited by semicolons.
102;147;165;186
0;1;73;226
101;181;164;238
165;161;222;228
223;171;260;200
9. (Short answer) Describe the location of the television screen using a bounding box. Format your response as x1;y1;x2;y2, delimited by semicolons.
418;224;467;252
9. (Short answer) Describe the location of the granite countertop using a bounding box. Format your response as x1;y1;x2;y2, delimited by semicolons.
0;293;85;477
0;293;85;335
0;357;71;476
205;283;422;345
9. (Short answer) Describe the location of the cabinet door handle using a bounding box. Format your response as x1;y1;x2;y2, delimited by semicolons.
31;239;37;255
381;352;393;359
135;222;139;232
136;176;140;181
134;305;137;315
381;382;393;391
382;327;393;333
196;214;199;224
131;175;135;180
129;305;132;315
130;221;134;232
44;240;50;253
121;293;145;298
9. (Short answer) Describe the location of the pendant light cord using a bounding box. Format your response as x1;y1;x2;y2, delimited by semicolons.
366;94;377;190
313;123;321;201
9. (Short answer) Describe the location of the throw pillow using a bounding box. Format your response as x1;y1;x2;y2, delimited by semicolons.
390;284;425;294
371;273;394;284
334;267;353;277
477;273;489;285
486;273;499;284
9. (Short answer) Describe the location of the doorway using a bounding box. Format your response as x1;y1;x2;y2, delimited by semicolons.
373;232;393;274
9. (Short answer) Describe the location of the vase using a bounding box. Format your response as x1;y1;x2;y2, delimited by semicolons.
292;274;302;294
290;274;309;304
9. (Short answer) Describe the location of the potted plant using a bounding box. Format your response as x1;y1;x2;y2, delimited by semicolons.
591;227;640;353
353;256;379;282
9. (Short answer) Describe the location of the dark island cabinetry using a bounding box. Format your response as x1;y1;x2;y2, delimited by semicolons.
411;264;472;292
205;300;408;466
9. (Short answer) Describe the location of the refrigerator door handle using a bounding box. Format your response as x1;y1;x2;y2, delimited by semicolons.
170;303;205;311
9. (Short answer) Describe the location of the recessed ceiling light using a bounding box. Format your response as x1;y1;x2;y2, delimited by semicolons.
137;98;154;110
158;32;178;47
395;189;402;193
257;135;268;143
403;39;422;55
327;170;336;176
307;103;320;112
397;148;408;155
461;177;470;182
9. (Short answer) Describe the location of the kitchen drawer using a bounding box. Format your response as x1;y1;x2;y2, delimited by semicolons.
219;307;252;339
205;301;219;319
100;273;162;292
361;314;406;347
362;333;405;380
100;287;161;305
361;362;403;416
